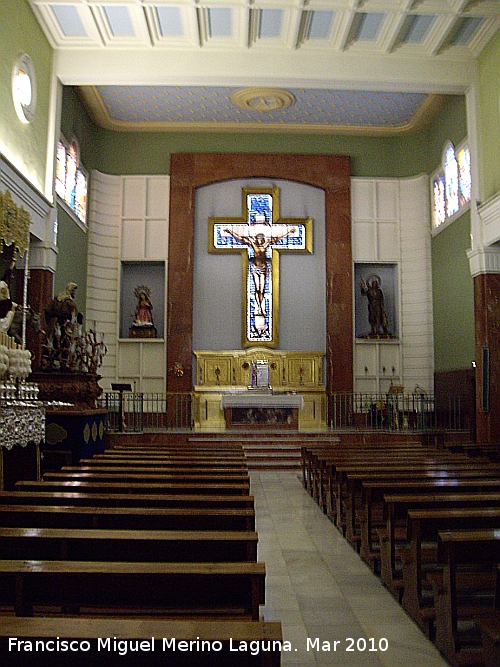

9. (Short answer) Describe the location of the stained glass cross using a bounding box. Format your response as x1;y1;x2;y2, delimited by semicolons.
209;187;312;348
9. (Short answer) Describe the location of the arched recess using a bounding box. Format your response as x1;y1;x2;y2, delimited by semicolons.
166;153;352;403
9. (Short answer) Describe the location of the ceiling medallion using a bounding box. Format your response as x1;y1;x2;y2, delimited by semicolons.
231;88;296;112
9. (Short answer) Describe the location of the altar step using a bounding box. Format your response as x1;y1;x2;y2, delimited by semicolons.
187;435;301;469
242;442;301;470
189;434;326;470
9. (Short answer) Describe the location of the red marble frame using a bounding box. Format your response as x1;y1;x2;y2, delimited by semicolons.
166;153;353;407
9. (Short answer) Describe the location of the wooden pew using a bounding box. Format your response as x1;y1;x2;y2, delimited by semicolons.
349;467;500;546
379;493;500;600
475;613;500;667
1;490;255;509
15;479;251;496
107;444;245;454
0;616;283;667
43;471;250;484
94;451;248;462
322;451;444;511
301;441;428;502
80;458;248;469
0;527;259;562
0;559;266;620
427;530;500;666
0;504;256;531
330;461;499;537
303;440;471;516
358;477;500;564
322;463;497;553
397;508;500;635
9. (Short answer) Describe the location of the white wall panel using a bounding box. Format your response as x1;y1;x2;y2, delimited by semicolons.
145;219;168;258
147;179;169;218
86;172;170;391
351;180;374;220
123;178;146;218
352;221;376;260
375;181;399;220
377;222;399;261
352;174;433;394
122;219;146;257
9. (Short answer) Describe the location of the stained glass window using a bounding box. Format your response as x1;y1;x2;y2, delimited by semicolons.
55;137;87;226
457;144;471;207
432;172;446;228
444;144;459;218
431;141;471;231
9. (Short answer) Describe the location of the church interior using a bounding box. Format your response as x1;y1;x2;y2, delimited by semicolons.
2;0;500;665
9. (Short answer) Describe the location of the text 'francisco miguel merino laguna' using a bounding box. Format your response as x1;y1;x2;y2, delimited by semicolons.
8;637;291;656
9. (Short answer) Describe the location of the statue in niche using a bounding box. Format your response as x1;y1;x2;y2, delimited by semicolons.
359;275;393;339
130;285;156;338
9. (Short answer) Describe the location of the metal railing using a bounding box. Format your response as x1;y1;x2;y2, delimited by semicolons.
102;391;194;432
101;390;468;434
329;392;467;432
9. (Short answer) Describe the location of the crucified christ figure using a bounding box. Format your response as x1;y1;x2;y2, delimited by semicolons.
224;227;296;317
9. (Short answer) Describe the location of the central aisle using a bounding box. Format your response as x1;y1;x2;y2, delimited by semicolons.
251;471;450;667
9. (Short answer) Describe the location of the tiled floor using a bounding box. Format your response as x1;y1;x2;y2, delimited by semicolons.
251;471;450;667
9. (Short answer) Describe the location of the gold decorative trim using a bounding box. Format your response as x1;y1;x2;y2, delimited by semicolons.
45;422;68;446
0;189;31;256
78;86;448;136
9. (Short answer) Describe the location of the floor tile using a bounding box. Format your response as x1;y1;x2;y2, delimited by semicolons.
251;471;450;667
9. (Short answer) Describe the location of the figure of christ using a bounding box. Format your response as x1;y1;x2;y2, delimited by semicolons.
223;227;297;317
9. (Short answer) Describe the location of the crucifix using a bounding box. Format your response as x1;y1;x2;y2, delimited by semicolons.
209;187;312;348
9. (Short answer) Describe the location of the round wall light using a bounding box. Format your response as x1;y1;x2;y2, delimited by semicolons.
12;54;37;123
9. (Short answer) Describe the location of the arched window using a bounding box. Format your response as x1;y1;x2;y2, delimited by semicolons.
431;141;471;232
55;136;88;227
444;144;459;218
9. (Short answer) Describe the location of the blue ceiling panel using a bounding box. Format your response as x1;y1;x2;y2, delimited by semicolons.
51;5;87;37
104;6;135;37
310;11;334;40
96;85;429;128
156;6;183;37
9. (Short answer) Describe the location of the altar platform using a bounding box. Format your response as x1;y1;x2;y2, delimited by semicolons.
194;348;327;431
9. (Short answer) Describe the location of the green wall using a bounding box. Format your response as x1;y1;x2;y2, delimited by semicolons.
478;29;500;201
95;127;405;178
1;0;53;195
432;212;474;371
53;87;101;311
421;95;475;372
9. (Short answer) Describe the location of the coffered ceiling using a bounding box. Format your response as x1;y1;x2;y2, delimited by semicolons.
29;0;500;133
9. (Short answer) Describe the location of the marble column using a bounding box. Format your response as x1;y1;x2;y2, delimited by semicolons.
469;245;500;444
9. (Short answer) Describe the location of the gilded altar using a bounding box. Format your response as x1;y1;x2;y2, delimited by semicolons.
193;348;326;430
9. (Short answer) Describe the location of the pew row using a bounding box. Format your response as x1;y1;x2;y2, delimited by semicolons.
0;617;283;667
0;505;256;531
0;559;266;620
16;480;251;496
2;490;255;509
427;530;500;666
0;527;258;562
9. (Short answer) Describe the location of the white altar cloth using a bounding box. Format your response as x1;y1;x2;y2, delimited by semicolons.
221;393;304;410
